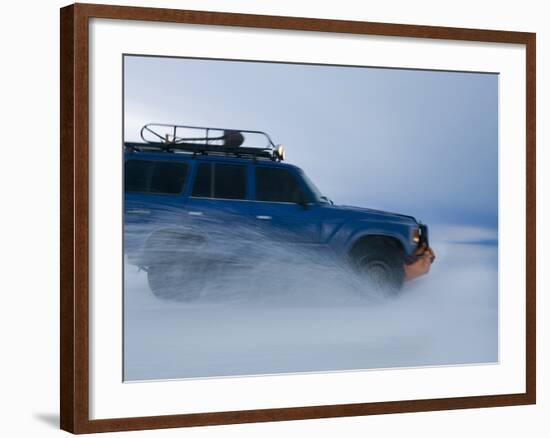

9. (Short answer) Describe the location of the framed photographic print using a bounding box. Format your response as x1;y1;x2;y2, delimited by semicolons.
60;3;536;434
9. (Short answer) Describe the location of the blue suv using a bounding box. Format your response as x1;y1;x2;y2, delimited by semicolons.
124;124;434;300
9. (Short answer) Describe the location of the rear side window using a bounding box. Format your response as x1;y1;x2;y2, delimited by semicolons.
125;160;188;194
191;163;247;200
255;167;305;203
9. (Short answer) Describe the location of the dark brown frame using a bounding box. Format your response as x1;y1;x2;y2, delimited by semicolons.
60;3;536;434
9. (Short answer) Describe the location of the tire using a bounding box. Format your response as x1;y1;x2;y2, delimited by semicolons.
143;231;206;301
147;261;202;301
350;241;405;294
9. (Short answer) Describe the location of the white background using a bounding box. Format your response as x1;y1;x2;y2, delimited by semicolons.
0;0;546;436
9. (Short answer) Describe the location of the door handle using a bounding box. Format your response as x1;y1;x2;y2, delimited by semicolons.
126;209;151;215
256;215;272;220
188;211;204;216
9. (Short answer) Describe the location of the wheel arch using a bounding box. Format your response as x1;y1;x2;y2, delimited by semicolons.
140;227;206;267
347;233;407;261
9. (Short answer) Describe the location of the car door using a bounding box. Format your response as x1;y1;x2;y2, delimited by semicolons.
185;161;253;247
250;165;323;244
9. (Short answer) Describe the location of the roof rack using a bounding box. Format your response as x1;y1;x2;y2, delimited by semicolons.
124;123;285;161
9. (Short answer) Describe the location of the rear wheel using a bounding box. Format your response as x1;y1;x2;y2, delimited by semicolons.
143;231;206;301
350;240;405;294
147;261;202;301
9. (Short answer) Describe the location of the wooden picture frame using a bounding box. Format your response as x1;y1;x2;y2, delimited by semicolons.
60;2;536;433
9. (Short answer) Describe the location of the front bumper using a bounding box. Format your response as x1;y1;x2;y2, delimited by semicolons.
404;224;435;281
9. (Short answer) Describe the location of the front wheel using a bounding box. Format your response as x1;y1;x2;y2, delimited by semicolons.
351;242;405;294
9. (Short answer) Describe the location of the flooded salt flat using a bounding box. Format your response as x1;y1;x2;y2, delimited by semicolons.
123;225;498;381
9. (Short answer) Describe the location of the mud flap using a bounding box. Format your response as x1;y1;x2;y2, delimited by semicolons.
404;243;435;282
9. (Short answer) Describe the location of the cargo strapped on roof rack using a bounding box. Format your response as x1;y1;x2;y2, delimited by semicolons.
124;123;285;161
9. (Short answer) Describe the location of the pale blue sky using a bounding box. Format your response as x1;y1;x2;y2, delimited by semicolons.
124;55;498;229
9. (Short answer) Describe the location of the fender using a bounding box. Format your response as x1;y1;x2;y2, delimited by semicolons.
328;218;416;257
129;225;206;267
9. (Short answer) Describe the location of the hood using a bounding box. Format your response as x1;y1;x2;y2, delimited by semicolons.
328;204;418;224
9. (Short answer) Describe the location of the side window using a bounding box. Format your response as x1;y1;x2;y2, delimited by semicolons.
255;167;306;203
214;164;247;199
125;160;188;194
191;163;247;200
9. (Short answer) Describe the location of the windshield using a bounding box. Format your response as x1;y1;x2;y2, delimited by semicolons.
300;171;329;204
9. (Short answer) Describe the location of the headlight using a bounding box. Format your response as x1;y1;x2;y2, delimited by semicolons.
412;228;421;244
